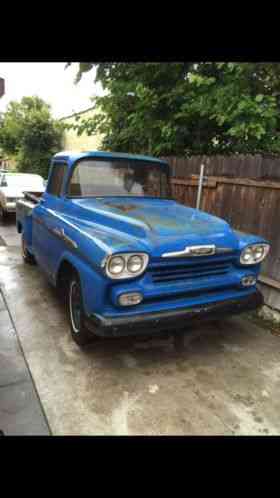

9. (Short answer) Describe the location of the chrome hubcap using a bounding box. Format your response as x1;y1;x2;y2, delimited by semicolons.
69;280;81;334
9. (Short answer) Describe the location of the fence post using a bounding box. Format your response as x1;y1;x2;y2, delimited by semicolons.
196;163;205;209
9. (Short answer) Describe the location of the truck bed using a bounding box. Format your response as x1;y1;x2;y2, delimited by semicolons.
16;191;44;245
22;191;44;204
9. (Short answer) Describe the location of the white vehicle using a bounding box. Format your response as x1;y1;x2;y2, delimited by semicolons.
0;169;8;181
0;172;45;220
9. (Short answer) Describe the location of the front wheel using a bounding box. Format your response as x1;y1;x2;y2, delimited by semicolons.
67;272;97;347
21;233;36;264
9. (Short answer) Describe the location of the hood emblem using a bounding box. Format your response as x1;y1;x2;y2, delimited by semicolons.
162;245;216;258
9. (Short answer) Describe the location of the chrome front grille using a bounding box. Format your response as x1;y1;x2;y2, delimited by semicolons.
148;255;235;284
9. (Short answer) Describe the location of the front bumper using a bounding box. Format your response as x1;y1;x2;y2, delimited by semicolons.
85;289;263;337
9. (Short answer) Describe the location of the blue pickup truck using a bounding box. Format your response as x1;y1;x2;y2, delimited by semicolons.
16;151;270;347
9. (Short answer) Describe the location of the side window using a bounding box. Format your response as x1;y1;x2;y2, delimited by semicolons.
68;164;82;196
47;163;67;197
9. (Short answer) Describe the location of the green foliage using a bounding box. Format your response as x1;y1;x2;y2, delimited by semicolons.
74;63;95;84
0;96;64;178
70;62;280;156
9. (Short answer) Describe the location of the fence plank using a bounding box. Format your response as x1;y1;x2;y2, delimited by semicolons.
171;176;280;190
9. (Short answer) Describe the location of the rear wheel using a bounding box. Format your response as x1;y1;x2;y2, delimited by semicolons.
67;271;98;347
21;233;36;265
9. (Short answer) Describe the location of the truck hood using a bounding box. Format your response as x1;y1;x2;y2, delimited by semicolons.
70;197;239;257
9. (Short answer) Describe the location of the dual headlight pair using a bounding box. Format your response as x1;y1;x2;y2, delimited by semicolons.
105;253;149;279
240;243;270;265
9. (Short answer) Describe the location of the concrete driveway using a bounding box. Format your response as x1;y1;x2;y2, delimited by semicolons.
1;217;280;435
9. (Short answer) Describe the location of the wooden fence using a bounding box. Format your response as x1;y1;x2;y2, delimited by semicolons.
161;155;280;310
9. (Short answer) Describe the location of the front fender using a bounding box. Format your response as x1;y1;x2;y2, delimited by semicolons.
233;229;270;250
55;250;108;315
233;229;270;272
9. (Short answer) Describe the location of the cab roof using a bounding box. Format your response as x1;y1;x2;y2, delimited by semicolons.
53;150;169;166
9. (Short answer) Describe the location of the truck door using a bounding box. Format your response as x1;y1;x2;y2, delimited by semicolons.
32;162;67;280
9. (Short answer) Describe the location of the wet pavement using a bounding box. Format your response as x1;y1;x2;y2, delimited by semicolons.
0;221;50;434
0;216;280;435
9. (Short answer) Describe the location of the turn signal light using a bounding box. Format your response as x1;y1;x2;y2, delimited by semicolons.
241;276;257;287
118;292;143;306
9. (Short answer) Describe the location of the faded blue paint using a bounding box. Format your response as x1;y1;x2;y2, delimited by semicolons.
16;151;269;331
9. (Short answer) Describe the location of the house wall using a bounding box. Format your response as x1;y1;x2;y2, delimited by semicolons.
60;107;103;151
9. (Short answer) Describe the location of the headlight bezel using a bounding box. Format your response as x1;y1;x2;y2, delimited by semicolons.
240;243;270;265
105;253;149;279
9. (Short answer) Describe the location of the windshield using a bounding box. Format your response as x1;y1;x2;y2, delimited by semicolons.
2;174;44;189
68;159;169;198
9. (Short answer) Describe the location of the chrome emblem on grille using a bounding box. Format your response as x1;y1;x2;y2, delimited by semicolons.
162;245;216;258
189;245;216;256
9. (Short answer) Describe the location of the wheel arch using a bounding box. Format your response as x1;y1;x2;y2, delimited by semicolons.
17;221;22;233
56;258;78;293
55;252;107;316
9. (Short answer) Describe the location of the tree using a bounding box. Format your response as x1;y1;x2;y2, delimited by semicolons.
69;62;280;156
0;96;64;177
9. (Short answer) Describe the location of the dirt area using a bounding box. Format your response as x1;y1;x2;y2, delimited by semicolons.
246;310;280;338
1;218;280;435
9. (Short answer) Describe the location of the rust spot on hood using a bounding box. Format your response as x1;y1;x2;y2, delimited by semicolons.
103;203;138;213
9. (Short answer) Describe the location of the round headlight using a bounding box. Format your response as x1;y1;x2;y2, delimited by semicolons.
127;255;143;273
252;246;265;260
108;256;125;275
241;247;254;264
240;244;270;265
